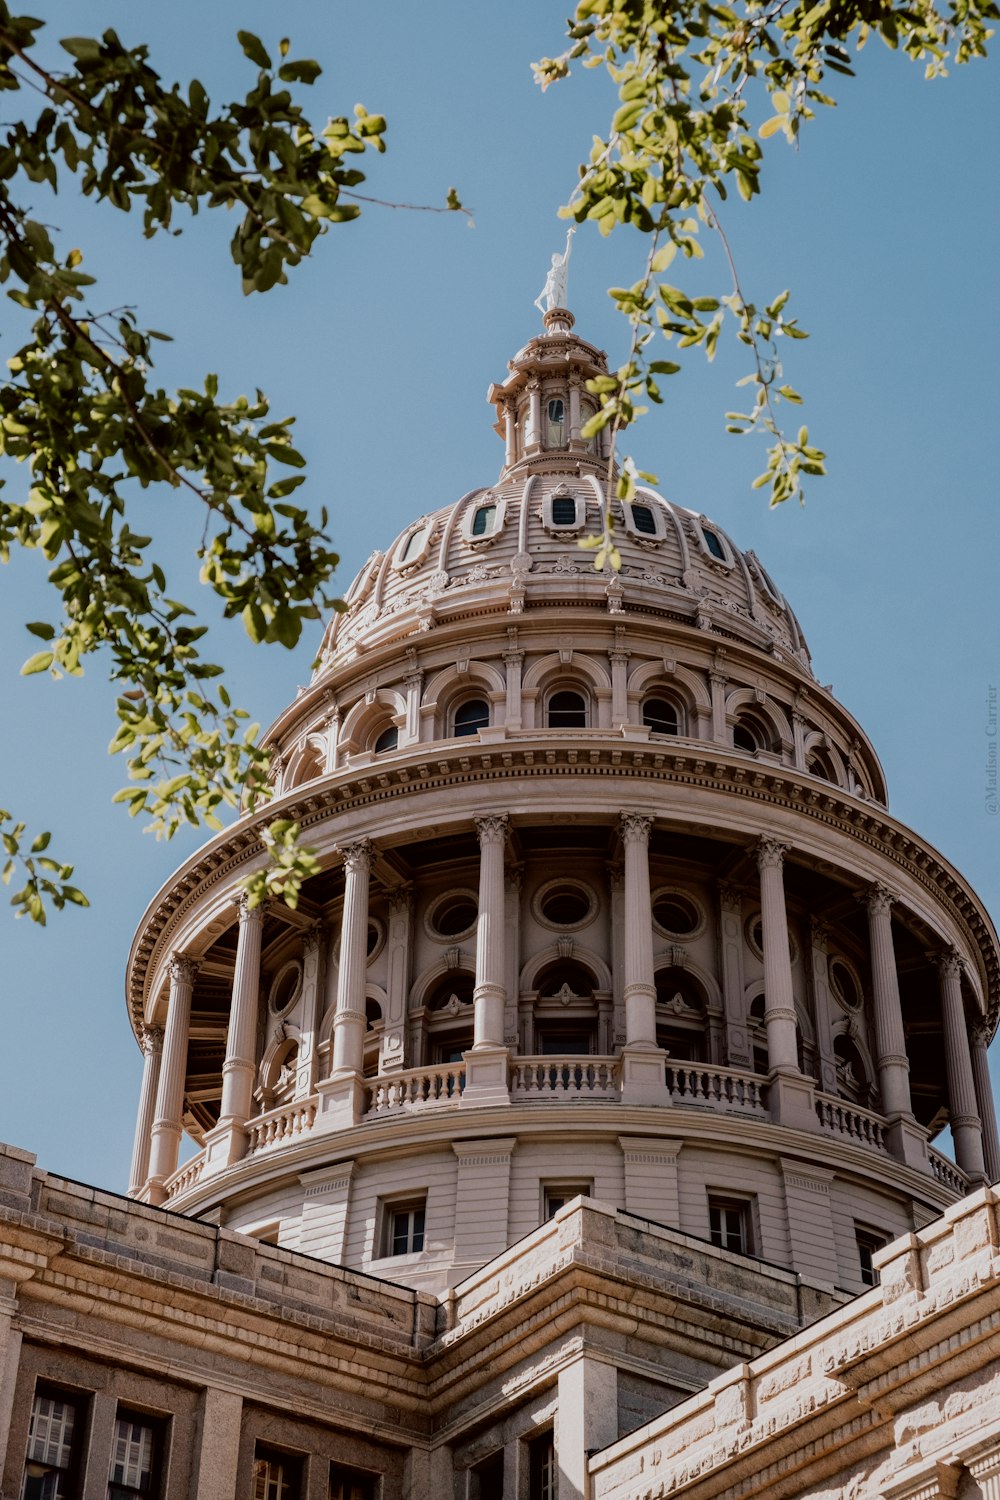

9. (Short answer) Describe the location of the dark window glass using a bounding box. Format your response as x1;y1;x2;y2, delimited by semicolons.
108;1414;159;1500
329;1465;378;1500
702;526;726;560
253;1448;302;1500
551;495;577;526
528;1433;555;1500
733;722;759;753
471;504;496;537
373;725;398;754
643;698;679;736
540;885;590;925
22;1390;82;1500
400;527;427;564
544;1186;590;1219
390;1205;426;1255
472;1451;505;1500
547;691;586;728
652;893;698;934
856;1232;885;1288
454;699;490;737
546;399;566;447
631;504;657;536
708;1199;748;1255
432;895;478;936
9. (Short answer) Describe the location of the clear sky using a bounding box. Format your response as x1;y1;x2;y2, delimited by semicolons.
0;3;997;1191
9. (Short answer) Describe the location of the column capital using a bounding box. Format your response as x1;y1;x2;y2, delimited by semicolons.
717;881;742;915
971;1018;992;1049
475;813;509;847
168;952;200;987
809;917;831;951
387;884;414;920
233;890;267;925
935;946;963;979
619;811;653;846
338;838;375;875
755;837;787;872
865;881;895;918
140;1024;165;1056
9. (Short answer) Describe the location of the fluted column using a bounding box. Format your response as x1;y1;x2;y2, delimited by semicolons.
937;949;986;1181
473;815;509;1048
218;895;266;1123
970;1021;1000;1184
128;1025;163;1196
620;813;656;1046
331;840;374;1076
756;840;798;1072
147;954;199;1199
503;399;516;467
526;379;541;449
865;885;913;1117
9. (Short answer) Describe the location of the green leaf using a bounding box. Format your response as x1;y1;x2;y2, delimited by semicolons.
237;30;272;68
21;652;53;676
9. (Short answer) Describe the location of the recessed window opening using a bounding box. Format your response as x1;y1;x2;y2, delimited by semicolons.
373;725;398;754
366;921;381;958
631;503;658;536
430;893;478;937
546;398;566;448
108;1412;159;1500
540;883;591;926
829;958;862;1010
365;999;383;1033
454;699;490;737
471;503;497;537
23;1388;83;1500
807;749;837;783
389;1202;426;1256
427;973;475;1010
708;1197;751;1255
330;1464;378;1500
856;1228;886;1288
551;494;578;526
643;697;679;736
547;690;587;728
399;526;428;565
543;1183;591;1219
652;892;699;935
701;525;727;561
527;1431;556;1500
253;1447;302;1500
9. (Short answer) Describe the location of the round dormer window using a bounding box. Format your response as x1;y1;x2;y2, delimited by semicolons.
427;890;479;940
534;878;596;931
269;959;303;1016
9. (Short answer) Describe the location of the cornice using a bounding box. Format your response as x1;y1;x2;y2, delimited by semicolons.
127;739;1000;1037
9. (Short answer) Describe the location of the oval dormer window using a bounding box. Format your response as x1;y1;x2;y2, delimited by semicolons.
701;526;727;561
632;504;657;536
547;398;566;448
471;504;497;538
552;495;577;526
396;523;430;569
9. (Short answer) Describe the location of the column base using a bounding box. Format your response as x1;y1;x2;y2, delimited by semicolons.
315;1072;367;1131
144;1179;168;1208
884;1114;930;1172
767;1070;818;1132
201;1118;250;1178
460;1046;510;1107
620;1045;670;1106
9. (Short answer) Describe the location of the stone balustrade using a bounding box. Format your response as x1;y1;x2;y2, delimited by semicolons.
510;1055;620;1099
814;1093;888;1151
665;1062;769;1116
246;1097;318;1153
365;1061;466;1114
929;1144;970;1194
163;1154;205;1201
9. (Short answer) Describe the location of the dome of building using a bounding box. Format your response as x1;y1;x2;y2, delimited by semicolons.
125;305;1000;1303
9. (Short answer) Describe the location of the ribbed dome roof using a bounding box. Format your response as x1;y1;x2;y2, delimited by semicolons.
314;311;811;681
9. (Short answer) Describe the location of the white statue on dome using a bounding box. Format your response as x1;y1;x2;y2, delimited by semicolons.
534;227;576;314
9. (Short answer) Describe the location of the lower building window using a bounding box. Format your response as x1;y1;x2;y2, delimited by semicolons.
708;1197;751;1256
856;1228;886;1287
108;1412;159;1500
385;1201;426;1256
471;1450;505;1499
22;1387;83;1500
253;1446;302;1500
527;1432;555;1500
543;1183;591;1220
329;1464;377;1500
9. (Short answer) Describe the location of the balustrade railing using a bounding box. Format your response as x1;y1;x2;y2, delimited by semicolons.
163;1154;205;1200
665;1063;768;1115
928;1146;968;1195
247;1097;318;1152
366;1062;466;1115
510;1056;620;1099
815;1094;887;1151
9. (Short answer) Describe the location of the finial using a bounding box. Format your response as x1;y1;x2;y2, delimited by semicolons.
534;227;576;325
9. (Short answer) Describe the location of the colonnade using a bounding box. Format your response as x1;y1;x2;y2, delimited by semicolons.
133;816;999;1200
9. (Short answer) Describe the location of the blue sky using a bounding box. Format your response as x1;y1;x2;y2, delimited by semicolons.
0;3;997;1190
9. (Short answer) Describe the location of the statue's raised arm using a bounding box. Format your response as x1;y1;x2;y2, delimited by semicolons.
534;227;576;314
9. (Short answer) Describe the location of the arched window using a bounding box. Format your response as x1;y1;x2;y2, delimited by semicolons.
834;1034;870;1106
733;722;759;753
547;398;566;448
655;967;707;1062
471;503;497;538
701;525;727;562
398;524;429;566
547;689;587;729
534;961;598;1056
643;697;679;736
748;995;769;1076
373;725;399;754
732;713;773;754
806;749;837;783
454;699;490;737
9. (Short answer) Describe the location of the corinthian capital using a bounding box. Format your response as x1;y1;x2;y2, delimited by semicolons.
619;811;653;846
475;814;509;847
865;881;894;919
140;1024;165;1056
167;953;200;987
234;890;267;924
935;946;963;980
755;837;787;871
339;838;375;876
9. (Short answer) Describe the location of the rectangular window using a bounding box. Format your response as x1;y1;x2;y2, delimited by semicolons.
385;1201;426;1257
471;1450;505;1500
856;1228;886;1287
22;1388;83;1500
708;1197;751;1256
253;1446;302;1500
527;1432;555;1500
329;1464;377;1500
108;1413;159;1500
543;1183;591;1220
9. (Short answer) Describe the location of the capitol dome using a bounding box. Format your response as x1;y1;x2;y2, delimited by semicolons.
125;306;1000;1300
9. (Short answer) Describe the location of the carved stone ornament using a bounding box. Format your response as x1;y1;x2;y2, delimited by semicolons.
339;839;375;876
168;953;200;987
756;837;787;871
619;811;653;845
234;890;266;925
866;881;894;918
140;1024;165;1056
936;947;962;979
475;814;509;846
